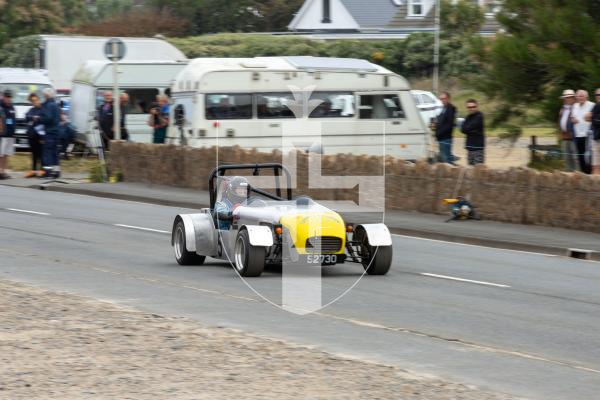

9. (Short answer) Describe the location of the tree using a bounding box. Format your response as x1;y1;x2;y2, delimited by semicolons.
0;0;65;48
76;9;190;37
148;0;304;35
475;0;600;131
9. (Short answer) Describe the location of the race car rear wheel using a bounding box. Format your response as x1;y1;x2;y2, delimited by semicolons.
174;220;206;266
234;229;265;277
358;231;392;276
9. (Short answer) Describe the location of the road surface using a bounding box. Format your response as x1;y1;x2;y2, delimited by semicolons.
1;185;599;399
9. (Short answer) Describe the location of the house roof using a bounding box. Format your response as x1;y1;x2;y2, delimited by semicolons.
339;0;400;28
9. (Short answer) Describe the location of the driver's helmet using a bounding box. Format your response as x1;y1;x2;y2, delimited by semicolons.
225;176;249;204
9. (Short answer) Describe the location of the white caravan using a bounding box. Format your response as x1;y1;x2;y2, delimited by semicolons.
167;57;429;160
37;35;187;93
0;68;54;149
70;60;187;145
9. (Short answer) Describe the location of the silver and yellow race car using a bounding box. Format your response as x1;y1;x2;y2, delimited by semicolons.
171;163;392;277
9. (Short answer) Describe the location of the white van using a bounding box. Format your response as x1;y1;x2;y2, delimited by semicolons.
167;57;429;160
37;35;187;93
70;60;187;146
0;68;54;149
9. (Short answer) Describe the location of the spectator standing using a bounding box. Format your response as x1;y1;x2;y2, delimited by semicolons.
571;89;594;174
119;92;130;141
432;91;456;165
25;93;45;177
148;95;169;144
58;111;76;160
558;89;577;171
590;88;600;175
40;88;61;178
98;91;114;150
0;90;15;179
460;99;485;166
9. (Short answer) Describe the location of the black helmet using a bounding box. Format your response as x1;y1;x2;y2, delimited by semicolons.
226;176;249;203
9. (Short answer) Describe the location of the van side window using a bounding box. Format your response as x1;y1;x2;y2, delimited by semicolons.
358;94;405;119
256;93;297;118
205;94;252;120
309;92;355;118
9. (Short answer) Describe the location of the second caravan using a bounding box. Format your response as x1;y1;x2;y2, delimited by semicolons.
167;57;429;160
70;60;187;146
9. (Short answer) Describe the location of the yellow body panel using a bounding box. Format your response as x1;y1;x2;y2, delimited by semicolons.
280;212;346;255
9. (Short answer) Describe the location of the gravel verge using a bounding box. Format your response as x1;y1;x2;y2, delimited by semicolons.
0;280;521;399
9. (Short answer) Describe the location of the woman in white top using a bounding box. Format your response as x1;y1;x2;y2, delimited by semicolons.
571;90;595;174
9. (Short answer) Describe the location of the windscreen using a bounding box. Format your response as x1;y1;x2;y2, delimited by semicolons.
0;83;51;105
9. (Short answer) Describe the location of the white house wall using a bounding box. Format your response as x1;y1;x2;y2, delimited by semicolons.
290;0;360;31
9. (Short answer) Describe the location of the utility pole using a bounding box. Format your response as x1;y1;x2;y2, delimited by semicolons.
433;0;441;96
112;41;121;141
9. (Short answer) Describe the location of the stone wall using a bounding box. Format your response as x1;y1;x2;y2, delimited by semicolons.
109;142;600;233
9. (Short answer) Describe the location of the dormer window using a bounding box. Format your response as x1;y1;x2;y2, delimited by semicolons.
322;0;331;23
408;0;424;17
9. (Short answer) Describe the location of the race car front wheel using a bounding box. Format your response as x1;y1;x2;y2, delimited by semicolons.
358;231;392;275
234;229;265;277
173;220;206;266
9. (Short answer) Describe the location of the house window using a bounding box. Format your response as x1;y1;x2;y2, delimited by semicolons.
408;0;424;17
322;0;331;23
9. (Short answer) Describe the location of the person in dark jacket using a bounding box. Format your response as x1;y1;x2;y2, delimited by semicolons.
591;88;600;175
433;91;457;164
40;88;61;178
0;90;16;179
25;93;45;177
460;99;485;166
98;91;115;150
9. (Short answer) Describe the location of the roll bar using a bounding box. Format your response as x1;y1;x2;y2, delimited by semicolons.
208;163;293;209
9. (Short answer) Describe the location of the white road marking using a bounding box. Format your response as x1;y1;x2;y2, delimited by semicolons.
392;233;560;258
420;273;510;288
114;224;170;234
6;208;51;216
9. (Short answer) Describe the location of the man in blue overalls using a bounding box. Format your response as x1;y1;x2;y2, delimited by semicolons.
215;177;249;230
40;88;61;179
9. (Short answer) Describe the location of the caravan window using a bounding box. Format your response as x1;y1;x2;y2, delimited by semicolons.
205;94;253;120
309;92;355;118
96;88;159;114
123;88;159;114
358;94;405;119
256;93;297;118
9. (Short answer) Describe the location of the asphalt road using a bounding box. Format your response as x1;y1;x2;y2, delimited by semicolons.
1;185;599;400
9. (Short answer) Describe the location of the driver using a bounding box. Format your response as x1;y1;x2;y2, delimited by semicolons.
215;176;249;230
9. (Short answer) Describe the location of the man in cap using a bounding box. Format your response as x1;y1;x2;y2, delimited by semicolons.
558;89;577;171
0;90;16;179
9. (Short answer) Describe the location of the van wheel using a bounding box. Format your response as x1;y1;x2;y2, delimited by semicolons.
234;229;265;277
359;232;392;275
173;220;206;266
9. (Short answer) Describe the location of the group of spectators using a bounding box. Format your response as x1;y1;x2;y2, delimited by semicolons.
559;88;600;175
431;93;486;166
432;88;600;175
0;88;71;180
97;91;170;150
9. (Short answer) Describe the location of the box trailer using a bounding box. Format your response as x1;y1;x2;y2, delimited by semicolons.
36;35;187;93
